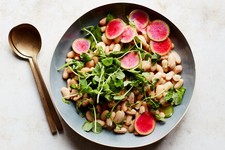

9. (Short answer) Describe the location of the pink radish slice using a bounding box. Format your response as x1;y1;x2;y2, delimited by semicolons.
105;18;125;39
120;26;136;43
150;38;172;55
134;112;155;135
121;51;140;69
147;20;170;42
72;38;90;54
129;9;149;32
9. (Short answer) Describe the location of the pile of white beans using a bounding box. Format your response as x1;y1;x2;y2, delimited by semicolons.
60;16;184;135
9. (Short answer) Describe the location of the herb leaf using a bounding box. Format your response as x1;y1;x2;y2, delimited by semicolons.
165;87;186;105
82;121;93;131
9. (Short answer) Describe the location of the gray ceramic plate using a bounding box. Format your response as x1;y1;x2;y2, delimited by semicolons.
50;3;195;148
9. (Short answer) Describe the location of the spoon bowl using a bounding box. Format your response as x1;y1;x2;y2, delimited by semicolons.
9;24;41;58
8;23;63;134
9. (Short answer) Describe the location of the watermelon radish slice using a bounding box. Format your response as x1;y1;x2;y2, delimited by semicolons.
120;25;136;43
134;112;155;135
105;18;125;39
150;38;172;55
147;20;170;42
72;38;90;54
121;51;140;69
128;9;149;33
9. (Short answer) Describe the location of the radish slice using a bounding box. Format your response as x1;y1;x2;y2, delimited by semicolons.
150;38;172;55
72;38;90;54
121;51;140;69
105;18;125;39
120;25;136;43
129;9;150;33
134;112;156;135
147;20;170;42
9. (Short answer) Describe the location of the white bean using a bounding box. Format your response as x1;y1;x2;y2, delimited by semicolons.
100;26;106;32
166;71;175;80
67;51;76;58
172;51;181;64
156;64;164;73
125;115;133;126
61;87;70;99
114;127;127;134
174;79;184;89
126;109;137;115
164;81;173;91
114;110;125;124
96;42;106;51
156;85;164;99
101;110;109;121
62;68;69;79
139;106;145;114
112;43;121;51
86;60;95;68
128;121;135;133
141;60;151;71
173;74;181;81
99;17;106;26
96;119;105;127
168;53;176;69
174;65;183;74
101;33;111;45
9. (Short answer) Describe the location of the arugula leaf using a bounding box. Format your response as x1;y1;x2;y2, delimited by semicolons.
82;121;93;131
106;14;115;22
101;57;113;66
164;87;186;105
144;97;160;109
62;97;70;104
151;53;161;65
115;70;125;80
150;78;159;90
92;122;102;134
80;53;91;62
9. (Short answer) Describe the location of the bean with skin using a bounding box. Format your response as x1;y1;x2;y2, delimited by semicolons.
101;110;109;121
86;110;94;122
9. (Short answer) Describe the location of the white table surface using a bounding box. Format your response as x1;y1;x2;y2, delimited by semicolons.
1;0;225;149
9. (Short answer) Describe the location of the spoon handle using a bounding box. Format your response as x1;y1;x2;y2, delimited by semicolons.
28;57;57;134
32;57;63;133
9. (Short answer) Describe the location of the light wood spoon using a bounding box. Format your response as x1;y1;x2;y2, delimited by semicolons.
8;23;63;134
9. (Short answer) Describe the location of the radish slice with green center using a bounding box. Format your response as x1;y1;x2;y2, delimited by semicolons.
150;38;172;55
134;112;155;135
105;18;125;39
121;51;140;69
72;38;90;54
147;20;170;42
120;25;136;43
129;9;149;33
